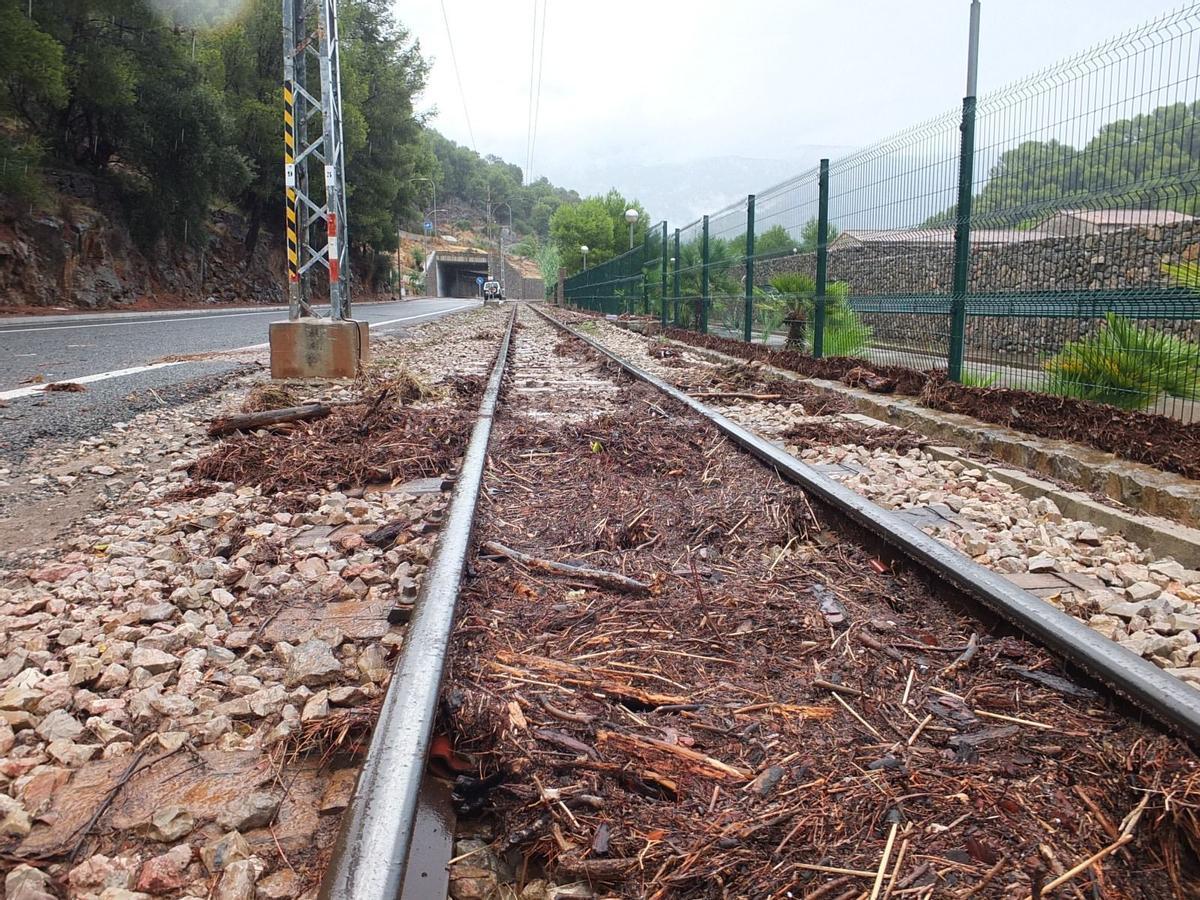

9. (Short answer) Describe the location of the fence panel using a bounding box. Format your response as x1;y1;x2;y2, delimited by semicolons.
564;3;1200;422
750;170;822;349
826;109;964;370
672;218;705;331
642;220;667;322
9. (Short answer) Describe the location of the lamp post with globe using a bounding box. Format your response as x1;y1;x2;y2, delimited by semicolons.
625;208;639;250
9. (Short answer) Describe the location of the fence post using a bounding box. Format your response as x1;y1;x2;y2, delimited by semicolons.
744;195;755;343
660;221;668;328
700;215;710;334
813;159;830;358
672;228;681;326
950;0;980;382
642;231;650;315
950;97;976;381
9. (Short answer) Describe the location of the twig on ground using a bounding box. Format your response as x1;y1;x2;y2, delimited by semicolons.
482;540;651;592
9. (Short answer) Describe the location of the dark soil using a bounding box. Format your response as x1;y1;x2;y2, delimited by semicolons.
663;328;1200;481
921;377;1200;479
784;421;924;453
443;323;1200;898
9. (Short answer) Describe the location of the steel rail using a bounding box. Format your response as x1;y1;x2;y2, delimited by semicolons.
532;305;1200;741
319;306;516;900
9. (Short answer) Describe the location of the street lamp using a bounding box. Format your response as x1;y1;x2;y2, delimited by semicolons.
494;201;514;300
580;245;589;270
412;176;436;235
494;201;514;233
625;208;639;250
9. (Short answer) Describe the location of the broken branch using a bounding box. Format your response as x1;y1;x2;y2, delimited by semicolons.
482;540;651;593
208;403;331;437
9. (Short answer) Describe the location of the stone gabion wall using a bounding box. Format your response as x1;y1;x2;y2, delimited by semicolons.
741;222;1200;362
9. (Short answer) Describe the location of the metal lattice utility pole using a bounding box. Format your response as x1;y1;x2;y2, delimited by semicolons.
283;0;351;320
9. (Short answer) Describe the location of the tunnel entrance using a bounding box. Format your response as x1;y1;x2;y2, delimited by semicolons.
431;251;491;299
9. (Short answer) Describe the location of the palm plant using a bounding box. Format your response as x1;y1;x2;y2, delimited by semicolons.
1045;313;1200;409
767;274;871;356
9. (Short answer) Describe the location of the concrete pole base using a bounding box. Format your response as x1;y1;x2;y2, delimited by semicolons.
269;318;370;379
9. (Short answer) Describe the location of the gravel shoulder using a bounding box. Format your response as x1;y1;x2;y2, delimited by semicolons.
0;306;507;899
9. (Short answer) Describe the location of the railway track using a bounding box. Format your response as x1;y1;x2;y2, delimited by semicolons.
324;303;1200;899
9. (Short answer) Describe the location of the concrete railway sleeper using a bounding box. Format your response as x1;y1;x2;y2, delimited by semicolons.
324;304;1200;899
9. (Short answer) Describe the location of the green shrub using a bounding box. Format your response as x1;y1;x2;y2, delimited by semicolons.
821;308;873;357
0;137;47;206
959;370;999;388
1164;260;1200;290
763;275;869;355
768;272;816;298
1044;313;1200;409
717;296;745;336
752;288;789;343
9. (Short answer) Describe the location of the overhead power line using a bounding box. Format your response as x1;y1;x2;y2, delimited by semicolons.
524;0;549;184
524;0;539;182
528;0;549;184
440;0;477;153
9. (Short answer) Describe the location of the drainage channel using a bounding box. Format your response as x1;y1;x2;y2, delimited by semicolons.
532;304;1200;742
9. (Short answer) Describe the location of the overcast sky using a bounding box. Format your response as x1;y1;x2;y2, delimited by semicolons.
396;0;1181;206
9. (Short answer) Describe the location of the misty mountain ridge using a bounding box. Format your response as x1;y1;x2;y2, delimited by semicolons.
545;149;853;227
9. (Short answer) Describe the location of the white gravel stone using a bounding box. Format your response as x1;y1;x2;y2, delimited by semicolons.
35;708;84;742
217;791;281;831
140;805;195;842
129;647;180;674
0;794;32;837
283;639;342;687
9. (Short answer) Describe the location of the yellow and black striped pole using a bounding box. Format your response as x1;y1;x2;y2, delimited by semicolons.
284;80;300;295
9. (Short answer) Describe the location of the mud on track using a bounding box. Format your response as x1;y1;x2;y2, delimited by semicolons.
441;310;1200;898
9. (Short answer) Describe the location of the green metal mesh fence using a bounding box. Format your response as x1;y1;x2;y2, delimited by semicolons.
673;218;705;331
751;170;821;347
564;4;1200;422
642;221;667;322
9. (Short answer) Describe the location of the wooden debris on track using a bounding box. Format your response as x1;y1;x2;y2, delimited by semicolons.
207;403;331;437
441;349;1199;898
184;386;477;495
482;540;652;593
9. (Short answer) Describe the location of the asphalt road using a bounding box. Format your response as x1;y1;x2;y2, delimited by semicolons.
0;298;477;460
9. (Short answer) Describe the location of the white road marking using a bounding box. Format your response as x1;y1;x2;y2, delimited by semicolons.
368;304;477;330
0;300;468;335
0;309;281;335
219;303;478;352
0;302;478;400
0;362;186;401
